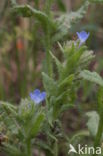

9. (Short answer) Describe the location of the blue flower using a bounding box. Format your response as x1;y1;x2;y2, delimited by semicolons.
76;31;90;46
29;89;46;104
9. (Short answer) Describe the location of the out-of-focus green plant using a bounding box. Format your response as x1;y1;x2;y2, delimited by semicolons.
89;0;103;3
0;0;103;156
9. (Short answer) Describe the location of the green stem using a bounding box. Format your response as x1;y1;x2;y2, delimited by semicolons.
93;116;103;156
26;140;32;156
54;141;58;156
45;0;53;14
44;0;53;77
45;31;53;77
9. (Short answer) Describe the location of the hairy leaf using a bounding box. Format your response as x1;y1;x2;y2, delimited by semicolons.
28;113;45;139
42;72;57;96
86;111;100;137
12;4;55;31
79;50;95;68
50;51;63;76
80;70;103;86
53;1;89;41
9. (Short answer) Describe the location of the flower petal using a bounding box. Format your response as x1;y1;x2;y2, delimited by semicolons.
76;31;90;44
39;92;46;101
29;89;46;104
33;89;40;95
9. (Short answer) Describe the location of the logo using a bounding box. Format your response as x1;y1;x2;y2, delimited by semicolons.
68;144;77;154
68;144;101;155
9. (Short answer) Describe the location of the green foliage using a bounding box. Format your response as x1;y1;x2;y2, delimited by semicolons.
42;72;58;96
0;39;94;155
80;70;103;86
79;50;95;68
42;42;94;120
1;0;103;156
56;0;66;12
11;0;16;6
97;87;103;115
86;111;100;137
50;51;63;77
89;0;103;3
12;4;55;31
69;130;90;144
3;144;23;156
28;112;45;139
53;1;89;42
10;0;17;6
10;0;91;80
0;100;45;156
11;0;90;43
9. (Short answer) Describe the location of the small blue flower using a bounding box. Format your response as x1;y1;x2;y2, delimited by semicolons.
76;31;90;46
29;89;46;104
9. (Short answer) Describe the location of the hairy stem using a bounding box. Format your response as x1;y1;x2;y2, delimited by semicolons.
93;116;103;156
44;0;53;77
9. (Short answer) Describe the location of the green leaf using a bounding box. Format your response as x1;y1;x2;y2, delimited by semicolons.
70;130;90;143
35;140;53;154
0;101;17;116
56;89;70;102
12;4;55;31
13;4;47;18
97;87;103;115
53;1;89;41
62;46;85;77
80;70;103;86
79;50;95;68
18;98;35;120
28;113;45;139
58;42;64;53
50;51;63;76
60;103;73;112
63;41;76;58
58;74;74;89
3;143;22;156
42;72;57;96
86;111;100;137
53;88;72;118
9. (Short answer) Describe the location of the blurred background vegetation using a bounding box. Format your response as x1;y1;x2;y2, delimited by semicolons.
0;0;103;142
